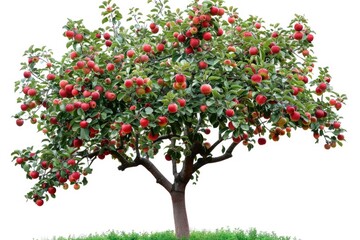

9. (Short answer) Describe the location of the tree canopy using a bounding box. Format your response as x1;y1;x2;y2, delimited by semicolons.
12;0;346;209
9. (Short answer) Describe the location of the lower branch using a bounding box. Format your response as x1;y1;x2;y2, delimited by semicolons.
139;157;172;193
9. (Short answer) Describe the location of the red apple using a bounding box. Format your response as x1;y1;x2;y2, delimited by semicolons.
121;124;132;134
203;32;212;41
249;47;258;55
65;30;74;38
103;32;111;40
175;74;186;83
294;31;303;40
158;116;168;127
271;45;280;54
200;104;207;112
106;63;115;71
251;74;262;83
80;120;88;128
74;33;84;42
16;119;24;126
294;23;303;31
148;132;159;141
198;61;208;69
65;104;75;112
143;44;152;52
177;98;186;107
307;34;314;42
35;199;44;206
258;137;266;145
168;103;178;113
140;118;149;128
29;171;39;179
156;43;165;52
127;49;135;58
189;38;200;48
255;94;267;105
200;84;212;95
225;109;235;117
48;186;57;195
23;71;31;78
290;111;301;121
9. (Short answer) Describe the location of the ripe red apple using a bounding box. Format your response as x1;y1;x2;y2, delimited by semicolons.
225;109;235;117
73;138;83;148
74;33;84;42
127;49;135;58
105;91;116;101
198;61;208;69
232;136;242;143
203;32;212;41
158;116;168;127
23;71;31;78
337;134;345;141
290;111;301;121
29;171;39;179
27;88;37;96
47;73;56;80
140;118;149;128
16;119;24;126
177;98;186;107
67;159;76;166
81;102;90;111
168;103;178;113
65;103;75;112
315;109;325;118
80;120;88;128
254;22;261;29
200;105;207;112
165;154;172;161
20;104;28;111
318;82;327;91
143;44;152;52
333;121;341;129
200;84;212;95
228;121;235;130
271;45;281;54
294;31;303;40
217;28;224;36
307;34;314;42
228;17;235;24
35;199;44;206
121;123;132;134
243;31;252;37
258;137;266;145
217;8;225;16
48;186;57;195
146;132;158;141
294;23;303;31
190;38;200;48
65;30;74;38
251;74;262;83
105;40;112;47
124;79;133;88
106;63;115;71
175;74;186;83
156;43;165;52
91;91;100;101
335;102;342;110
249;47;258;55
255;94;267;105
329;99;336;106
103;32;111;40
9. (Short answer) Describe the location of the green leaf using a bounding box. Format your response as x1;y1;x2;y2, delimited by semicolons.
145;107;153;115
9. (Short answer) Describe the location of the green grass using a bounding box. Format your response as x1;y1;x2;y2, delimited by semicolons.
51;228;297;240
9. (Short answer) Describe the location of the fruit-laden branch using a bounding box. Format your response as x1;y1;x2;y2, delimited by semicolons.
192;142;239;173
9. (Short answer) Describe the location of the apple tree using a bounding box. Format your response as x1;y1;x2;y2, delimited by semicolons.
12;0;347;238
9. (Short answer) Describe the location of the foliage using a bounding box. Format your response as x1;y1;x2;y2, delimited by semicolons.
12;0;346;206
52;228;297;240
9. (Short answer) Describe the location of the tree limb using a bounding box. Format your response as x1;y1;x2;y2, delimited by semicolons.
179;142;202;183
139;157;172;193
153;134;180;144
192;142;239;173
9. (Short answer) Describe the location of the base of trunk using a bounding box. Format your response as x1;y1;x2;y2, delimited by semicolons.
171;191;190;239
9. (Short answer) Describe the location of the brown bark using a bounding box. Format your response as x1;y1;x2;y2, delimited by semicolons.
171;189;190;239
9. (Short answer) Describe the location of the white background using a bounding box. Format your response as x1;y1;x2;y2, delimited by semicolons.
0;1;359;240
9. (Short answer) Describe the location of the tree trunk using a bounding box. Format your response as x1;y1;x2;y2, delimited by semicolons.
171;190;190;239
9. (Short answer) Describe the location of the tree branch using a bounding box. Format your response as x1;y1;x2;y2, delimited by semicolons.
139;157;172;193
179;142;202;183
111;150;140;171
193;142;239;173
206;137;223;154
153;134;180;144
